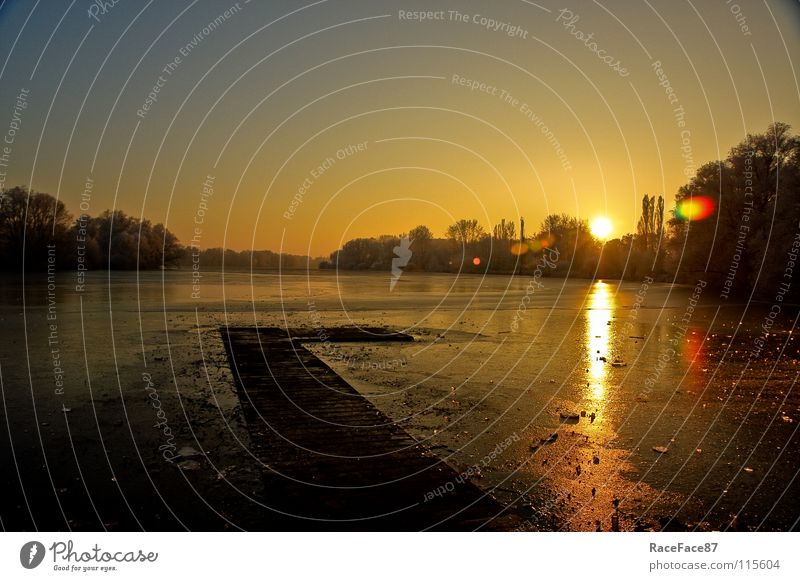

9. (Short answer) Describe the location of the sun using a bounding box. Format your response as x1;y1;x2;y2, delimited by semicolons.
590;216;613;240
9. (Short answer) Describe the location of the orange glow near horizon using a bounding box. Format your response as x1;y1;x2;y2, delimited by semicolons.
0;1;796;256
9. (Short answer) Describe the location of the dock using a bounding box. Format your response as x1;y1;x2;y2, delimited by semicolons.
221;326;515;531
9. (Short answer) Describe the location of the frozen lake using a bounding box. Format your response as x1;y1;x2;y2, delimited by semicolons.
1;270;798;530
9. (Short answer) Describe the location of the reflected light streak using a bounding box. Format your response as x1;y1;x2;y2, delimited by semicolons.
586;281;615;400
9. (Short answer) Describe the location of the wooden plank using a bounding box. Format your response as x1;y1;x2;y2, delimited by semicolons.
221;326;516;531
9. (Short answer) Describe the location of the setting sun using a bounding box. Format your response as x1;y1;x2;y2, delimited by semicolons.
590;217;613;240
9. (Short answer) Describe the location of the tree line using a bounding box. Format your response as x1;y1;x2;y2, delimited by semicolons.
0;186;183;270
667;122;799;298
3;122;797;299
0;185;317;271
177;247;318;269
326;122;800;299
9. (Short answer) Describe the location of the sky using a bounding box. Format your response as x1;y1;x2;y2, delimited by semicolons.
1;0;799;256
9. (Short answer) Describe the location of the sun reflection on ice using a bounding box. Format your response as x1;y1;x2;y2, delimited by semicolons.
586;281;616;401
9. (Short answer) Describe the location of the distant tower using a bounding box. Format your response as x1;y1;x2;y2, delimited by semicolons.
520;217;525;243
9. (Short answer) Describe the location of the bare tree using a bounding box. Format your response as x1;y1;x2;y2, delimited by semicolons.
655;195;665;246
408;224;432;269
637;194;655;251
492;218;516;241
0;186;72;270
445;219;485;245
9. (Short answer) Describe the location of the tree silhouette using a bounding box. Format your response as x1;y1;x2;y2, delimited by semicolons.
445;219;485;245
0;186;184;271
408;224;433;270
0;186;72;270
668;122;800;297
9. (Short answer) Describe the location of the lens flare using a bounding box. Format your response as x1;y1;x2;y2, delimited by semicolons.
676;196;715;221
527;235;555;252
510;242;528;256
